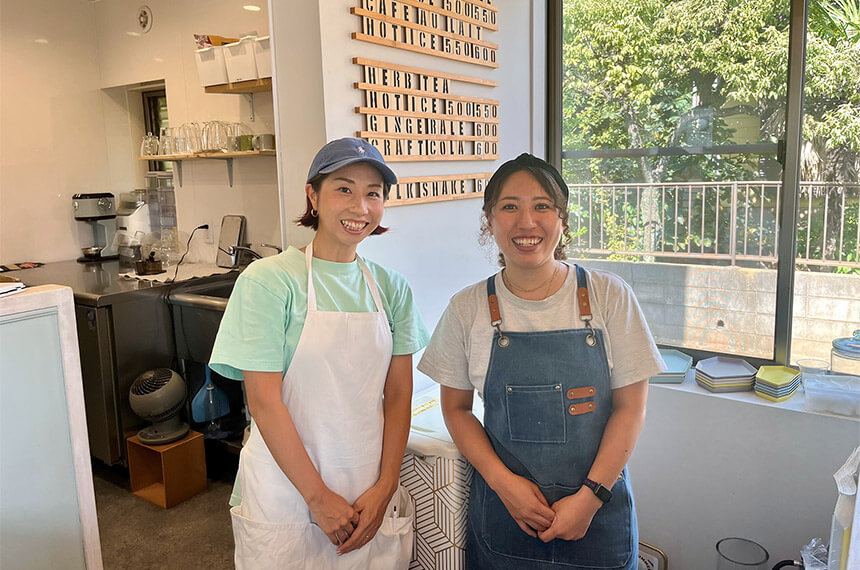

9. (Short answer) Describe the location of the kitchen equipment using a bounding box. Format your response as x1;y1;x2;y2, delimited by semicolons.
135;251;165;275
72;193;118;262
216;214;247;268
115;190;153;266
190;365;230;438
716;537;769;569
831;330;860;377
129;368;189;445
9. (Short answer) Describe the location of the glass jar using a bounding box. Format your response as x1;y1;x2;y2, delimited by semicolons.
831;330;860;377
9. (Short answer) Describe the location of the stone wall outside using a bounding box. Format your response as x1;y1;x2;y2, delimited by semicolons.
574;258;860;363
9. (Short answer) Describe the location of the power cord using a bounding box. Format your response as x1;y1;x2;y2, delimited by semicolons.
164;223;209;372
171;224;208;283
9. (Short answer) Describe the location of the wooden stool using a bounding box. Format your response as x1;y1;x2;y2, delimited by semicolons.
127;431;207;508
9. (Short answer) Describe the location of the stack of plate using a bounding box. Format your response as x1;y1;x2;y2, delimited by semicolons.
695;356;757;392
650;349;693;383
754;366;801;402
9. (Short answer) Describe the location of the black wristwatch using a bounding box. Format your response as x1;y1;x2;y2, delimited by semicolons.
582;477;612;504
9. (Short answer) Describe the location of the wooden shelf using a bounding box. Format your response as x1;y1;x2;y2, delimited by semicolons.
136;150;275;187
204;77;272;94
136;150;274;161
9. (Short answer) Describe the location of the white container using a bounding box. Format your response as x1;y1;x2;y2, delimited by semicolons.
194;45;228;87
401;384;476;570
253;36;272;79
223;37;258;83
804;372;860;417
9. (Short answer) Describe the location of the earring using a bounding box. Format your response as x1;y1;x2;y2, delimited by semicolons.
311;209;318;217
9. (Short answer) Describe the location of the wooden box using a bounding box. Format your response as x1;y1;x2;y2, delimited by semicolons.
127;431;207;508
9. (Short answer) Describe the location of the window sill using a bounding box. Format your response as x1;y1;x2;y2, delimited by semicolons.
651;369;859;423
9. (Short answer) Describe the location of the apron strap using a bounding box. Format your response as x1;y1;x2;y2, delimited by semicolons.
486;265;597;347
304;242;386;315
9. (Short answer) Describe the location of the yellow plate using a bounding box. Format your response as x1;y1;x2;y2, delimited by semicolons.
756;366;800;387
755;389;797;403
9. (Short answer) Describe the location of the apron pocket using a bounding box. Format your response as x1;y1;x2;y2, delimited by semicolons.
231;505;309;570
505;384;566;443
367;486;414;569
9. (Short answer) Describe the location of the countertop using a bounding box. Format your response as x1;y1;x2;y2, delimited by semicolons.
13;260;237;307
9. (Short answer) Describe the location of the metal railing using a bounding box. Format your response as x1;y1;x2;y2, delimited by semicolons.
567;181;860;269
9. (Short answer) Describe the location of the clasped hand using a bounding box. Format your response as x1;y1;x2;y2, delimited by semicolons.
497;474;601;542
309;484;393;555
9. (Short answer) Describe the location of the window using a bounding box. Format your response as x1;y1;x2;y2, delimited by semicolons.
550;0;860;364
142;89;169;172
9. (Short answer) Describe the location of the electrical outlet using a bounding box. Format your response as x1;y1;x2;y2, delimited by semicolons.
202;223;214;244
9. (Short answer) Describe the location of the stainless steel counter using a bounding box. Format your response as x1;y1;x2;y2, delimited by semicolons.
14;260;171;307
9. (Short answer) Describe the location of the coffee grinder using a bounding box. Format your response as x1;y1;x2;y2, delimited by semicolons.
72;193;118;262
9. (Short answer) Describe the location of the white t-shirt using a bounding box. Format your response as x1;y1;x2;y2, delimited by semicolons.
417;265;665;398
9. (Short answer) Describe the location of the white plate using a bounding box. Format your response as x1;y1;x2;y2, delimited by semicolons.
696;356;757;380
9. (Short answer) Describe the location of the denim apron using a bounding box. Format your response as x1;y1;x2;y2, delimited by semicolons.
466;265;637;569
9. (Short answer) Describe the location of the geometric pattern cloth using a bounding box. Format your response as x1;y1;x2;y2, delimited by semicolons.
400;453;473;570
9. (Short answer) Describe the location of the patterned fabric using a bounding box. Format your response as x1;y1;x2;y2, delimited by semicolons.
0;262;43;272
400;454;473;570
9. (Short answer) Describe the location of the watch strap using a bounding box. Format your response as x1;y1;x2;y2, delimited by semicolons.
582;477;612;503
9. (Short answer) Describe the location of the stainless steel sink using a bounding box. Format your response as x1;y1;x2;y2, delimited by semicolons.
167;272;239;362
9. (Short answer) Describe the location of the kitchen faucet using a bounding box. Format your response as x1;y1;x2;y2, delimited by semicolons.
226;243;282;265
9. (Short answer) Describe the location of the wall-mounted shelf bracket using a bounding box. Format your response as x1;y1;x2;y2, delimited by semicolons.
245;93;255;122
208;156;235;187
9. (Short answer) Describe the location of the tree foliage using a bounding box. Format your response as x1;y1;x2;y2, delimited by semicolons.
562;0;860;184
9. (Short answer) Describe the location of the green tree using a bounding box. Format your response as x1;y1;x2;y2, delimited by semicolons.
563;0;860;267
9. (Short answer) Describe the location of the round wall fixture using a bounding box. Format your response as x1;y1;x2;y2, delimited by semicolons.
137;5;153;34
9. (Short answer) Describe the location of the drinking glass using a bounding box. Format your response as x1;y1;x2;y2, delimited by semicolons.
158;127;175;156
140;132;159;156
716;537;769;569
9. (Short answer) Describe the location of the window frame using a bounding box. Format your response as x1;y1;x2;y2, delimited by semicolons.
546;0;810;366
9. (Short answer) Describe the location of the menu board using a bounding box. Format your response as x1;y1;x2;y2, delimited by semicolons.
351;0;499;206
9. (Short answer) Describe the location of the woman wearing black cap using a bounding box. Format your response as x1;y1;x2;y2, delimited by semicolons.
418;154;664;569
210;138;429;569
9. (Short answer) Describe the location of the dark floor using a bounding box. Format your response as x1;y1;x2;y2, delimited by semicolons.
93;439;239;570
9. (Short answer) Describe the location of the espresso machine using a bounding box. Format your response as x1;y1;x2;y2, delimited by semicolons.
72;193;118;262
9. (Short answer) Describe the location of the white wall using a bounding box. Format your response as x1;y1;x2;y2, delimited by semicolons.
0;0;282;265
0;0;110;263
270;0;546;325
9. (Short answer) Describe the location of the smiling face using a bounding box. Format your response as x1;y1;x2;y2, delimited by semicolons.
487;170;564;272
306;162;385;261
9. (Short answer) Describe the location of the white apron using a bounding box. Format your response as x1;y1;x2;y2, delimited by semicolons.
231;244;413;569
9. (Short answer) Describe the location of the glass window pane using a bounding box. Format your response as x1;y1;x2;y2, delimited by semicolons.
790;0;860;364
562;0;790;359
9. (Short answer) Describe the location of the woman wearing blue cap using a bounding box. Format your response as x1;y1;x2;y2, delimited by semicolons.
418;154;664;569
210;138;429;569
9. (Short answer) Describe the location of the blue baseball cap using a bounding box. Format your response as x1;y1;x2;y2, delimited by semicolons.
306;138;397;186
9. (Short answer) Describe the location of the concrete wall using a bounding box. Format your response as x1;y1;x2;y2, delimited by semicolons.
579;259;860;363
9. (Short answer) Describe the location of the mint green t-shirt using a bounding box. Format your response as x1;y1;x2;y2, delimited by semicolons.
210;246;430;380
